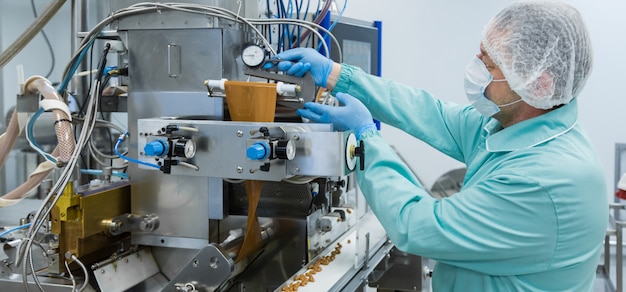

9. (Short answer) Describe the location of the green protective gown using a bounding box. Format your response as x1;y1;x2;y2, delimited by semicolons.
332;64;608;291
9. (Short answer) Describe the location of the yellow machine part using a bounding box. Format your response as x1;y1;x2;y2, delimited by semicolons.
51;182;131;259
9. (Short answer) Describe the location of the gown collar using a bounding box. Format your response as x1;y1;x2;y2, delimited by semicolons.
484;99;578;152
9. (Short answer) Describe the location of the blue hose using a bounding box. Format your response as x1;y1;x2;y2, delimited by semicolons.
0;223;32;238
80;169;129;179
114;132;161;170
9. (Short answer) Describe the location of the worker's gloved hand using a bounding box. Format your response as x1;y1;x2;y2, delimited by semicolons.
263;48;333;87
297;92;377;139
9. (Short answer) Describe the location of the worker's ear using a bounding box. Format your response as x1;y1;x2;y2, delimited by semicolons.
531;72;554;98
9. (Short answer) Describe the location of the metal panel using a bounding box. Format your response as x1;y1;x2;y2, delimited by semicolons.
126;29;223;92
162;244;234;291
122;26;230;246
128;92;223;241
93;248;159;292
132;234;209;250
329;16;380;76
287;131;355;177
137;119;352;181
228;181;313;218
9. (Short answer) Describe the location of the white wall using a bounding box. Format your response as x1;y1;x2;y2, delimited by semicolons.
341;0;626;199
0;0;72;119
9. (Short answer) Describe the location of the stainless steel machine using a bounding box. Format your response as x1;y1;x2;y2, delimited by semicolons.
0;1;423;291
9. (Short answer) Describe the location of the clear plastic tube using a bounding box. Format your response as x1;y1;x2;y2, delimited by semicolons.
24;76;76;162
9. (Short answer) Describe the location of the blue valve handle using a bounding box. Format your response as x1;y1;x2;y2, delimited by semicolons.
247;142;270;160
144;140;169;157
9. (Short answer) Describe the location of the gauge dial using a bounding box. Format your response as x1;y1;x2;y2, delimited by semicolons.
242;44;266;67
173;138;196;159
183;139;196;159
276;140;296;160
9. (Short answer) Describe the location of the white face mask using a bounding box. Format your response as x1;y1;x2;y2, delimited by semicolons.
464;56;521;117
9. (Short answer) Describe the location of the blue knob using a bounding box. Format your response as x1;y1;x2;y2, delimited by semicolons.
144;140;168;157
247;142;270;160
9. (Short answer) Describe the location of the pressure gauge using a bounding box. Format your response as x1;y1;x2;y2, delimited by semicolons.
173;138;196;159
275;140;296;160
184;140;196;159
242;44;267;67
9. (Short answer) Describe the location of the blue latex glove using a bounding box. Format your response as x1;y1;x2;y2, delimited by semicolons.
263;48;333;87
296;92;377;139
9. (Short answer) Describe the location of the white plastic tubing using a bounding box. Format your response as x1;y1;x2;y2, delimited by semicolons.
25;75;76;162
0;0;67;68
0;110;58;208
0;148;58;207
0;111;20;168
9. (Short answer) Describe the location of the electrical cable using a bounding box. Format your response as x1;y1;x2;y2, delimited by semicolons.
179;161;200;171
327;0;347;32
95;44;111;85
58;37;96;95
72;116;125;133
0;0;66;68
64;260;76;292
80;169;129;179
99;74;112;121
265;0;272;47
88;141;120;167
276;0;283;52
304;0;318;48
301;0;311;46
252;18;339;61
62;2;323;94
114;132;161;170
59;2;339;90
30;0;55;79
292;0;331;49
25;108;58;164
315;0;348;53
287;0;294;48
279;0;289;51
177;126;200;133
20;79;102;292
65;253;89;292
0;223;32;238
73;116;128;167
89;139;124;160
94;45;114;164
292;0;302;47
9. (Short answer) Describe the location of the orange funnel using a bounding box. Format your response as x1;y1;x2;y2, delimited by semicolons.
224;81;277;122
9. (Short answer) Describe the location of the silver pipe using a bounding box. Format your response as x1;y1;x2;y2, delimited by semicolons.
618;221;624;292
604;234;611;276
71;0;77;56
